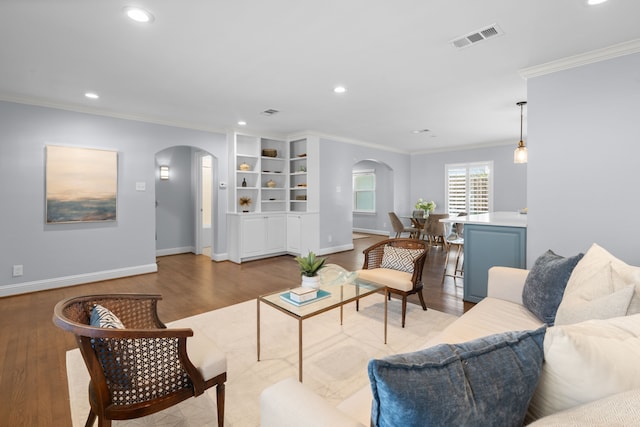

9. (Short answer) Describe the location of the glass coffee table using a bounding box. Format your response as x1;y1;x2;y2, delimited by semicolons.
257;278;387;382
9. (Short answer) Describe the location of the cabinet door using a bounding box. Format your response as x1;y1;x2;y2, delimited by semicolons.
265;215;286;253
463;225;526;303
241;216;267;257
287;215;302;254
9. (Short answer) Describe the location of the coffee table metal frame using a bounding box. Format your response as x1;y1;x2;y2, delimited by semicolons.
257;279;388;382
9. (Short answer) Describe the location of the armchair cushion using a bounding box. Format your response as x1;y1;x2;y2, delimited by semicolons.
169;318;228;380
522;250;583;326
380;246;422;273
368;326;546;427
90;304;125;329
356;268;413;292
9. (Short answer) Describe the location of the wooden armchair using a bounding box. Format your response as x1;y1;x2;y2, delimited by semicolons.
356;238;428;327
53;294;227;427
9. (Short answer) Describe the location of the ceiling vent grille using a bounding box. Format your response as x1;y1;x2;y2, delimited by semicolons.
451;24;504;49
261;109;280;116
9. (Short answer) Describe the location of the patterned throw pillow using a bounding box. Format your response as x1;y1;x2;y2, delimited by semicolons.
90;304;125;329
380;246;423;273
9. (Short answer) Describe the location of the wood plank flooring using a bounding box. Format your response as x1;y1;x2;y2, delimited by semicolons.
0;234;473;426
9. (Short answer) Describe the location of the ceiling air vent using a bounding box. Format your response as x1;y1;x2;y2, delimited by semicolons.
451;24;504;49
261;109;280;116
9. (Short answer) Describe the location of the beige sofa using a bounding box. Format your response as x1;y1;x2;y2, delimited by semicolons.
261;252;640;426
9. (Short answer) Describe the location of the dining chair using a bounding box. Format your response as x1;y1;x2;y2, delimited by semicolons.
442;214;466;284
388;212;419;238
423;213;449;246
356;238;428;327
53;293;227;427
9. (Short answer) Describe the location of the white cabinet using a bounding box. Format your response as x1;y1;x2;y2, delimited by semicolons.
287;213;319;256
228;213;286;263
227;132;320;263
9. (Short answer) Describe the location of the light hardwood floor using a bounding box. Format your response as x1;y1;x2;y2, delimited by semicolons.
0;234;472;426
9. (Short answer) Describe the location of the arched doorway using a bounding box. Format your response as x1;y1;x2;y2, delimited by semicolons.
155;146;217;259
352;159;394;235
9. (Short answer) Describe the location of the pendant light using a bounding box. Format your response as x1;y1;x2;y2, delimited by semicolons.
514;101;528;164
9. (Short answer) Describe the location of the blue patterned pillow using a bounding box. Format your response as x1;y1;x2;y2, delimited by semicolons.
368;327;546;427
523;250;583;326
90;304;125;329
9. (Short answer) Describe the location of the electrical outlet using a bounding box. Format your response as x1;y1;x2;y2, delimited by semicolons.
12;264;23;277
383;222;387;228
328;235;332;243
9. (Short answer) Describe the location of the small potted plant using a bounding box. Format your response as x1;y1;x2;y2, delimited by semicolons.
239;196;252;213
295;251;327;288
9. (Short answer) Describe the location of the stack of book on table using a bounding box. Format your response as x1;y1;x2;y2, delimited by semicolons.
281;287;331;306
289;286;318;303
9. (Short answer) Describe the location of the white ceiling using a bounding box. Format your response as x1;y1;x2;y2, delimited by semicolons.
1;0;639;153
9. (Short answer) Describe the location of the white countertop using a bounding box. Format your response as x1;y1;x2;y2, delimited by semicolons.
440;211;527;228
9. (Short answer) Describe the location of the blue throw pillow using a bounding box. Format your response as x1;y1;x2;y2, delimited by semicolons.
368;327;546;427
523;250;583;326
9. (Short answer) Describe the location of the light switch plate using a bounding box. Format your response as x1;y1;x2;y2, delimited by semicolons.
136;182;146;191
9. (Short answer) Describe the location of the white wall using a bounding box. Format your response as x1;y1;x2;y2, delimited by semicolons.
527;52;640;265
0;101;228;296
410;144;527;214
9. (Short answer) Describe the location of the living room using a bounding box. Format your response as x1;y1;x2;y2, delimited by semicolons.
1;1;640;425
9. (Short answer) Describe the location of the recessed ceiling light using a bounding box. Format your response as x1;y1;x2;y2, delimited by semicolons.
412;129;430;134
587;0;608;4
237;121;247;126
84;92;99;99
334;86;346;94
124;6;154;23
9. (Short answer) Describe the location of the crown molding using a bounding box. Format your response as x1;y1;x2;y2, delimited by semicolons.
0;95;228;135
519;38;640;79
288;130;409;154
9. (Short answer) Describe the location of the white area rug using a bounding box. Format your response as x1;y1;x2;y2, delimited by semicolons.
67;295;457;426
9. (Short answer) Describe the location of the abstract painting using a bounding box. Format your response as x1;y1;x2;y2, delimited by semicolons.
46;145;118;223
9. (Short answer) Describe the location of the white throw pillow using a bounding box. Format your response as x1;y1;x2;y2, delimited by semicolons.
527;313;640;420
555;243;640;325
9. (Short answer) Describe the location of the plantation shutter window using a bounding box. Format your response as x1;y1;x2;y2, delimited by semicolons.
446;162;492;215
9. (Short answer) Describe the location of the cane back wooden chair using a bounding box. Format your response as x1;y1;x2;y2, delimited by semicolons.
53;294;227;427
356;238;429;327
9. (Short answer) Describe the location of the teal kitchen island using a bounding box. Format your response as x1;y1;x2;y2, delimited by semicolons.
442;212;527;303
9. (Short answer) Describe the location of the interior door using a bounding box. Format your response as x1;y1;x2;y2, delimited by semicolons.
196;152;213;256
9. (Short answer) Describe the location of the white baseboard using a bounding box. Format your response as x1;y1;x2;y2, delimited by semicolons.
155;246;195;257
353;228;391;236
0;263;158;298
317;243;354;256
211;252;228;262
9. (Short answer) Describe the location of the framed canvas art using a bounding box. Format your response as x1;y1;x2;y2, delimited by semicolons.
45;145;118;223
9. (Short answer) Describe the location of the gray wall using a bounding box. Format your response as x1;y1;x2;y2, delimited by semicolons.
319;138;412;251
409;144;527;214
0;101;228;295
527;52;640;266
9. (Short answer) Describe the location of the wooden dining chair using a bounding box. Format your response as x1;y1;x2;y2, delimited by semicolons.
356;238;428;327
423;213;449;246
388;212;419;238
53;293;227;427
